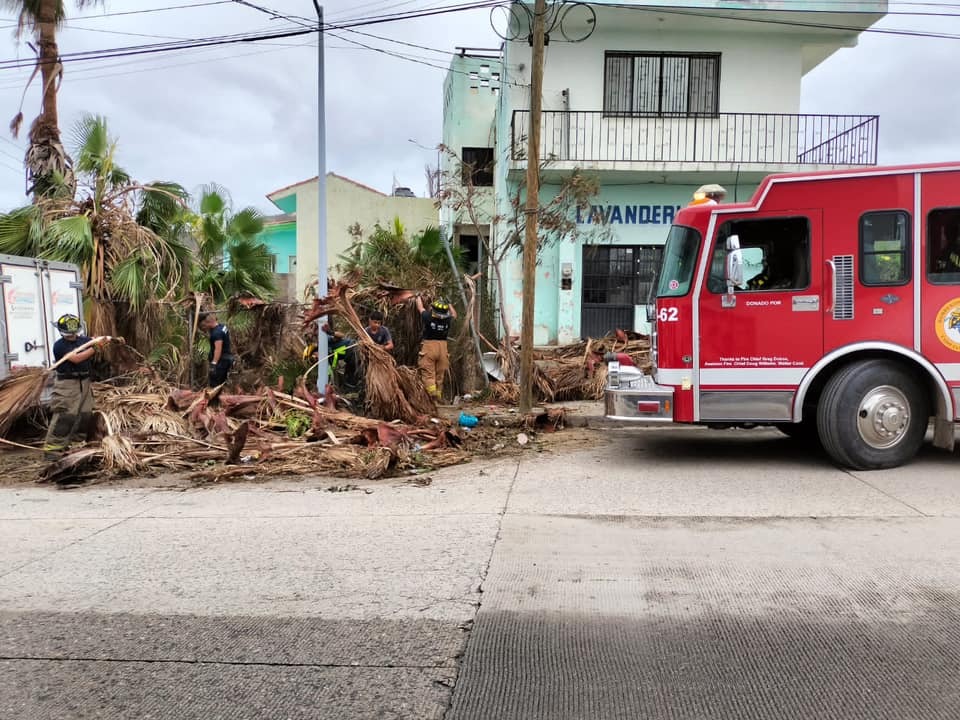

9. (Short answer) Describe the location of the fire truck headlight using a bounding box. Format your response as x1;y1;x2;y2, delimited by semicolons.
608;361;621;389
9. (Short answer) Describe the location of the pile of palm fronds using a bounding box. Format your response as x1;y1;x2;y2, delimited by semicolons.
489;329;651;403
304;275;437;423
38;372;465;485
0;370;48;435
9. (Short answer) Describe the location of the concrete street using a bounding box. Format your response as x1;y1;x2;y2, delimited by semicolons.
2;426;959;719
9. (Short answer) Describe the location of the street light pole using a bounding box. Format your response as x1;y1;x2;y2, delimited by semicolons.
312;1;328;393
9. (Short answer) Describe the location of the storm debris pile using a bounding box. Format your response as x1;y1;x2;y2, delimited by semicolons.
39;375;465;485
491;330;651;403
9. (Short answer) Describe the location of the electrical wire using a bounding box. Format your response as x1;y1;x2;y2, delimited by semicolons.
601;4;960;41
0;1;503;71
0;1;233;23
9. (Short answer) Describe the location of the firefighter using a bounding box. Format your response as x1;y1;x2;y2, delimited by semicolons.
311;323;361;392
43;314;108;461
936;226;960;272
199;312;235;387
746;267;770;290
416;295;457;400
689;183;727;206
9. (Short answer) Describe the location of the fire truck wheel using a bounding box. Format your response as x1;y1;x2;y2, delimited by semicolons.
817;359;929;470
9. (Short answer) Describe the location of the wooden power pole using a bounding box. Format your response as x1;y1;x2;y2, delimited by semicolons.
519;0;547;413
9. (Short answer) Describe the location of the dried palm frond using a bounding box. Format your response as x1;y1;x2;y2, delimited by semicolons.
0;369;47;435
396;366;437;416
490;381;519;404
319;277;432;423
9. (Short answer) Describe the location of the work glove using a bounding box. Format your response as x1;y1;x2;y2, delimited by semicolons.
209;362;217;372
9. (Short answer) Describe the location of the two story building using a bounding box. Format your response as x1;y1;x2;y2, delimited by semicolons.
264;173;439;299
443;0;887;344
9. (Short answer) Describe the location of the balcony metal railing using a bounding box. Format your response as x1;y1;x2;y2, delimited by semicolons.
510;111;879;166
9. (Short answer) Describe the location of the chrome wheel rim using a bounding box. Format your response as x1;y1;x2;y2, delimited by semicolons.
857;385;910;449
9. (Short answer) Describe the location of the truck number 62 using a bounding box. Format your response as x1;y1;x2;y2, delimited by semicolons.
658;307;679;322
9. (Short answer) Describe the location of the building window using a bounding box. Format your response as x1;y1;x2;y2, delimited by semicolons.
707;217;810;293
582;245;663;305
860;211;910;286
461;147;494;186
268;254;278;273
458;234;481;275
603;52;720;117
928;207;960;283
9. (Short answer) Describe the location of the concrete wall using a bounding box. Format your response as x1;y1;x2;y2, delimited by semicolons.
270;174;439;297
441;54;501;237
258;221;297;274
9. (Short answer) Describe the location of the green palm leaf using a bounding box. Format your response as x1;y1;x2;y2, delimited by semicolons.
0;205;43;256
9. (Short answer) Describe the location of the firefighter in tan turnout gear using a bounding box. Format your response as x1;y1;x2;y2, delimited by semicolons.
43;314;108;460
416;295;457;400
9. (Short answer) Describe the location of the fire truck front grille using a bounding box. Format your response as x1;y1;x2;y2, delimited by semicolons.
833;255;854;320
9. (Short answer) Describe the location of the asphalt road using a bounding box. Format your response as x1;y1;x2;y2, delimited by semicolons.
2;427;959;719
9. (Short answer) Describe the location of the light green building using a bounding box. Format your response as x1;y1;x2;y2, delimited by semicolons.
443;0;888;343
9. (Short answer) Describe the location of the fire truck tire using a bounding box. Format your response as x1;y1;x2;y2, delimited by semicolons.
817;360;929;470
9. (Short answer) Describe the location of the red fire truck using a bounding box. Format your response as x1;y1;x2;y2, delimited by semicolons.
605;162;960;470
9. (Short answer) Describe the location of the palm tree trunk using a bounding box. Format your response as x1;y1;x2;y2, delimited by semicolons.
25;0;74;200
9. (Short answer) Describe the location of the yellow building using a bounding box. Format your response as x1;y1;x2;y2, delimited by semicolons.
267;173;439;299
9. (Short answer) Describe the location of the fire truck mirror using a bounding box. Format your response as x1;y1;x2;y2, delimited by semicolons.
725;234;741;252
725;248;745;289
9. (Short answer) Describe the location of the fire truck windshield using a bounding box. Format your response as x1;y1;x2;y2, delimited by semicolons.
656;225;701;298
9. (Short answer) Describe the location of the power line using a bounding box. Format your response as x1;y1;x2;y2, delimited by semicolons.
0;37;318;90
328;30;523;87
0;1;502;71
604;4;960;41
0;1;233;23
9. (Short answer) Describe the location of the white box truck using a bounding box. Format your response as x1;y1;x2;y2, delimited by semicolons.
0;254;84;382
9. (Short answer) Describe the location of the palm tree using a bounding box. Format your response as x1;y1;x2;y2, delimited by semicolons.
0;114;192;350
4;0;104;200
190;184;275;302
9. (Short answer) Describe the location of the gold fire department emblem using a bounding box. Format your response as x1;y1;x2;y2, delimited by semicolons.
935;299;960;352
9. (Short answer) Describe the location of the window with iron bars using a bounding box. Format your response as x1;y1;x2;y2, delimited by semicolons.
582;245;664;306
603;52;720;117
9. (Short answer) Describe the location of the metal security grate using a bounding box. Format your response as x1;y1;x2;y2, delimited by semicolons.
581;245;662;339
833;255;854;320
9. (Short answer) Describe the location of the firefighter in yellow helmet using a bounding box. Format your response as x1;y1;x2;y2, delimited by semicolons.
415;295;457;400
689;183;727;207
43;314;109;461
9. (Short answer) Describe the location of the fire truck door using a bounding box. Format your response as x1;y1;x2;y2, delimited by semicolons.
697;211;823;422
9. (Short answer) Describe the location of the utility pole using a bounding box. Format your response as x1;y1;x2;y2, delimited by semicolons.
519;0;547;413
312;1;328;392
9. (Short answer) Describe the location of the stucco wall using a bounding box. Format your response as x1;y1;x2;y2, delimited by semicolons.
286;175;439;296
505;26;805;118
258;221;297;274
441;55;501;234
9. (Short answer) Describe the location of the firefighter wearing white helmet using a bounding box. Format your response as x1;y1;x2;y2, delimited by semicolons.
43;314;109;461
689;183;727;206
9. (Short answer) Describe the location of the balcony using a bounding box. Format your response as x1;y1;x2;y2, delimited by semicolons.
510;111;879;179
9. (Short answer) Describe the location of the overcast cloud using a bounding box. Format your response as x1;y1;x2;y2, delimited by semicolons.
0;0;958;216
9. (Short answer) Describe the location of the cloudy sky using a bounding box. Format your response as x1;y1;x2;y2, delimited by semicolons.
0;0;958;216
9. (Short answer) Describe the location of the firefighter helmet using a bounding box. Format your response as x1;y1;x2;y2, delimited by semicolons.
431;299;450;314
55;314;82;336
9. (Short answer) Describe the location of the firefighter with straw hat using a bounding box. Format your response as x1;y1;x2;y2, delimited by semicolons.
689;183;727;206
